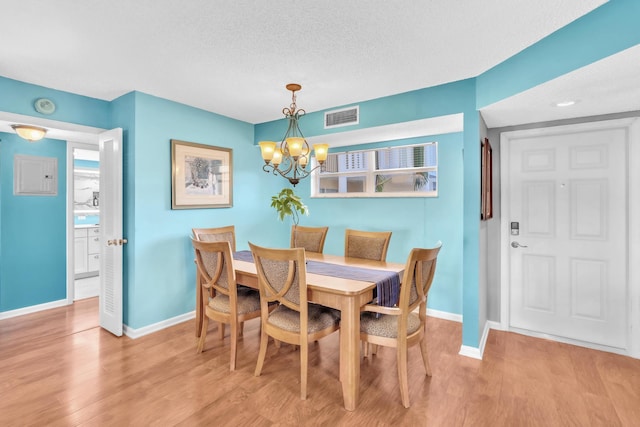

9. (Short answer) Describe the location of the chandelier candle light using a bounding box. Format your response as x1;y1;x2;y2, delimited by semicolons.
258;84;329;186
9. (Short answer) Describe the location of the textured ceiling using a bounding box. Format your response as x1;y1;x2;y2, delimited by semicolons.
1;0;624;127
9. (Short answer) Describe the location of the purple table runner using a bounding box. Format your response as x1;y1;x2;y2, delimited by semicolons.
234;250;400;307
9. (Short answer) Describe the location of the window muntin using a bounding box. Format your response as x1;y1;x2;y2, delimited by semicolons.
312;142;437;198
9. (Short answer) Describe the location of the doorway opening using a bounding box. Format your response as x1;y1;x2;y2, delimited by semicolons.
72;147;100;301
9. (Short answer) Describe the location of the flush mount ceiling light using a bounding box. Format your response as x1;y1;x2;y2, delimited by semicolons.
11;124;47;142
258;84;329;186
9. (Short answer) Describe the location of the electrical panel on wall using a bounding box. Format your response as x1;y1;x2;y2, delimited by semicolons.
14;154;58;196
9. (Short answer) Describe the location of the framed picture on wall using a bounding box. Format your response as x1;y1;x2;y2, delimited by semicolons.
481;138;493;220
171;139;233;209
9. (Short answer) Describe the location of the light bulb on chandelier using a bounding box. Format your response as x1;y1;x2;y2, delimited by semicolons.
258;84;329;186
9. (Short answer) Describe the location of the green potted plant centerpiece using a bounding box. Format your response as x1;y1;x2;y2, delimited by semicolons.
271;187;308;225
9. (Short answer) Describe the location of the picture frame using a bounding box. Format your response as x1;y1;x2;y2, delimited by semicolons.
481;138;493;220
171;139;233;209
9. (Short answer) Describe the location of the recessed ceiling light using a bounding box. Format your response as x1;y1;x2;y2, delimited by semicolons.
555;100;576;107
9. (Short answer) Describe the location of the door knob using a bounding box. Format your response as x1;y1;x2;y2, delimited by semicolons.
511;241;528;248
107;238;128;246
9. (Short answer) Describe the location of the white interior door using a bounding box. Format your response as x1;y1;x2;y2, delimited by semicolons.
99;128;124;336
507;125;628;349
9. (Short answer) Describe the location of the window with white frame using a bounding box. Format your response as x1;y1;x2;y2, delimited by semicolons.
311;142;437;197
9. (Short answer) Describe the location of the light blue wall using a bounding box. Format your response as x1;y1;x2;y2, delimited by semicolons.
114;92;282;329
0;77;110;313
0;76;111;129
461;110;481;347
256;79;480;344
0;133;67;310
298;133;464;315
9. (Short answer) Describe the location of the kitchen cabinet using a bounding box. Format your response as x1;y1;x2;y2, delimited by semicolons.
75;226;100;278
74;231;88;275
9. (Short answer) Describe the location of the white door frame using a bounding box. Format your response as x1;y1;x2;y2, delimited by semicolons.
500;117;640;359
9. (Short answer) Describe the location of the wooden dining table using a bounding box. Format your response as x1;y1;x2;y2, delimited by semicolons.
194;251;405;411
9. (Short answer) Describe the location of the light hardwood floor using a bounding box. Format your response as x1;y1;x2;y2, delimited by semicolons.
1;298;639;426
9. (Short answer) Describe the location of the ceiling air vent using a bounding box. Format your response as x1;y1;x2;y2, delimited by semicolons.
324;106;359;129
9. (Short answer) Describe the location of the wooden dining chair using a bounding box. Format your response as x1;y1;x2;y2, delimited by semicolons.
192;238;262;371
359;242;442;408
249;242;340;400
344;228;392;262
290;225;329;253
192;225;245;338
192;225;236;252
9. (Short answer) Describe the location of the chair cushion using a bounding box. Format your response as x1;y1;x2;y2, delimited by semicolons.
294;231;323;252
360;312;421;338
208;288;260;315
348;236;386;261
267;304;339;333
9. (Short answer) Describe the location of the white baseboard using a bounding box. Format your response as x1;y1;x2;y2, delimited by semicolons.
508;326;638;360
0;299;69;320
122;308;461;340
123;311;195;339
426;308;462;323
478;320;500;357
424;308;484;360
458;345;483;359
487;320;505;331
458;320;502;360
424;308;484;359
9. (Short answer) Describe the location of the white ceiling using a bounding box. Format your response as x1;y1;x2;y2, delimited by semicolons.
481;43;640;128
3;0;635;130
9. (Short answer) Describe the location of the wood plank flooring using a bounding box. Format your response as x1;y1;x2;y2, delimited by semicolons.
1;298;639;426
